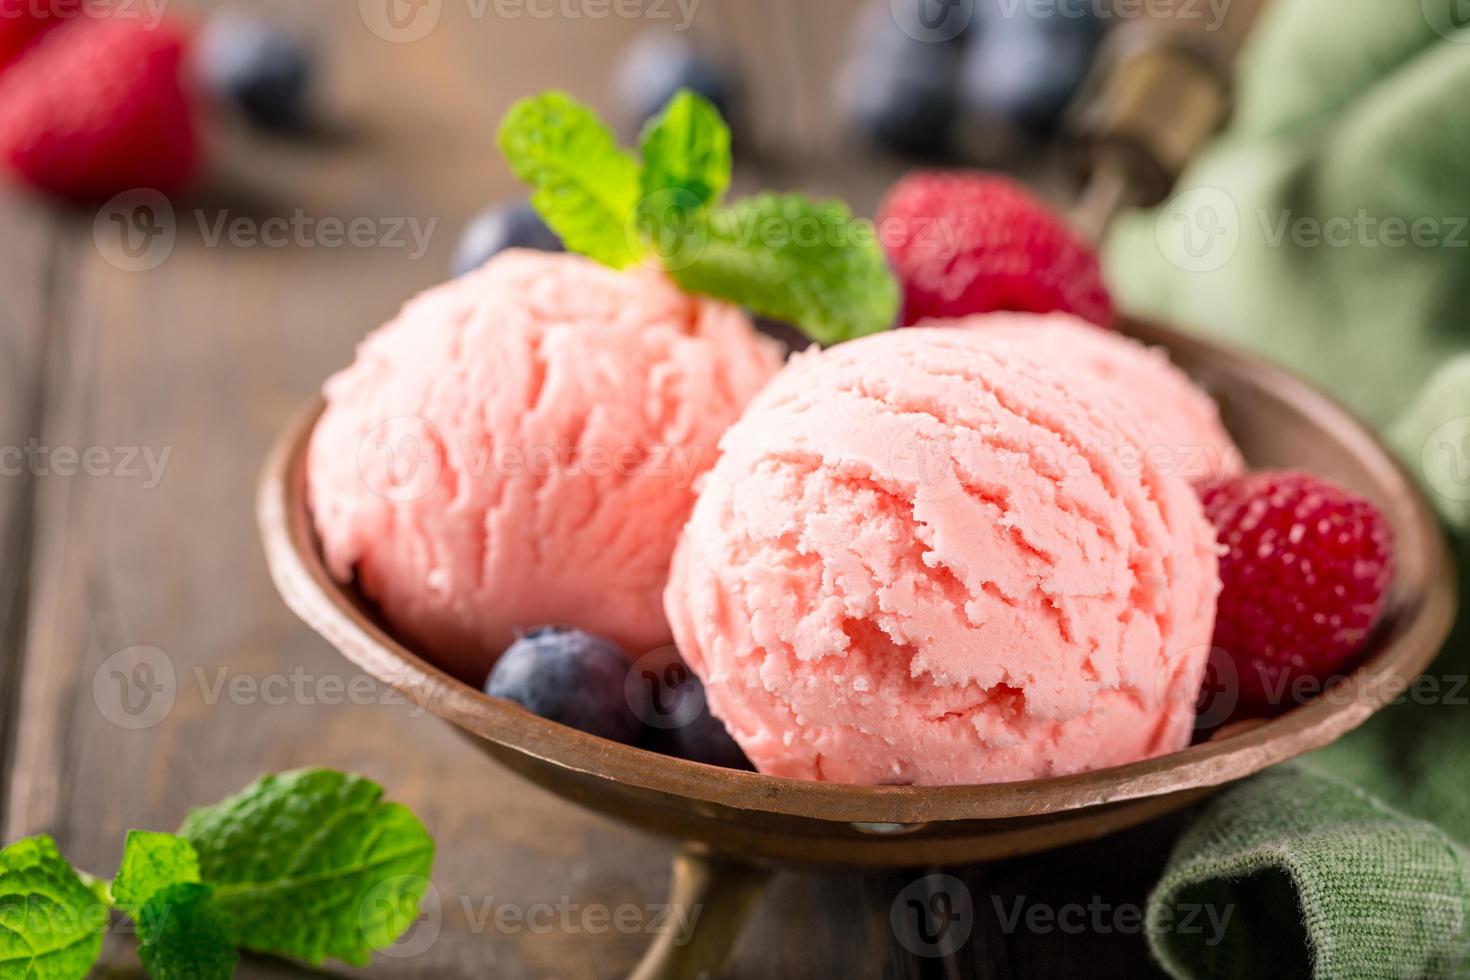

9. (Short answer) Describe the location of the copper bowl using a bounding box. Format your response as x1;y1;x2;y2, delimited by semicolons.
258;317;1455;866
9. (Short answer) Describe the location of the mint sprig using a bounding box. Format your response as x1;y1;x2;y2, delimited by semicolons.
136;883;238;980
0;769;435;979
181;769;434;967
671;194;900;345
497;90;643;269
499;89;899;343
112;831;201;910
639;89;731;209
0;836;106;978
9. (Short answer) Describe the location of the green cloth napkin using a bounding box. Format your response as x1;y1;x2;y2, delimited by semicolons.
1106;1;1470;976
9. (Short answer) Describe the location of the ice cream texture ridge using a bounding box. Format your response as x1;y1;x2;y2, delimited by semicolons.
664;315;1233;785
308;250;784;681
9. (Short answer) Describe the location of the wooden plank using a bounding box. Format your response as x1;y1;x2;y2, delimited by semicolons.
0;190;60;827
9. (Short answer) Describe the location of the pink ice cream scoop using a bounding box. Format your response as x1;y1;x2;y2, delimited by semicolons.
957;313;1243;481
308;250;783;682
663;321;1224;785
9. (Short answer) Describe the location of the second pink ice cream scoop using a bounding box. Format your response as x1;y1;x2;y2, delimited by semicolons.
664;318;1228;785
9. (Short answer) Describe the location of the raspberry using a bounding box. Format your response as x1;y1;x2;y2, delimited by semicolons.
0;15;200;201
0;0;59;73
878;171;1115;327
1199;471;1394;716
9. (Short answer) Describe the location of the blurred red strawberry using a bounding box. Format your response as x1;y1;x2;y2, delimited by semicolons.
0;0;59;73
0;14;200;200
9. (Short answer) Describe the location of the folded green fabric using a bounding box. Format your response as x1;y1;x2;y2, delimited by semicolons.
1106;1;1470;976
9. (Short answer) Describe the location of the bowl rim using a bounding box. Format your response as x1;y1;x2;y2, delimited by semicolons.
259;319;1458;825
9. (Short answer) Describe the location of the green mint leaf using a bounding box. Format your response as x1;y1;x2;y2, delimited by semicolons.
179;769;435;968
639;89;732;210
498;90;643;269
135;883;238;980
0;836;107;980
670;193;900;345
111;831;201;911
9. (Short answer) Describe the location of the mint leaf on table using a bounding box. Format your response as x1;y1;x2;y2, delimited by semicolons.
135;883;237;980
671;193;900;344
0;836;106;979
639;89;732;210
179;768;435;967
498;90;644;269
111;831;201;911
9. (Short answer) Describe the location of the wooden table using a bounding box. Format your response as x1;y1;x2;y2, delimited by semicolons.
0;1;1181;975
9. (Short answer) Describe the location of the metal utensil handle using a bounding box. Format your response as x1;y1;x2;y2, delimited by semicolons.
1068;0;1275;242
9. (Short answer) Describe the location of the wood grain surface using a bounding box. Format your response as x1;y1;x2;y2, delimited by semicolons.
0;0;1197;975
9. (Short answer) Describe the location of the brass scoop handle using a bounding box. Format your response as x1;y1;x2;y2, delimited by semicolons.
1068;0;1275;242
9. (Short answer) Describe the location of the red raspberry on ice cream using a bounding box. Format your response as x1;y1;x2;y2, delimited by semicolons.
878;171;1115;328
1199;470;1395;716
0;0;60;73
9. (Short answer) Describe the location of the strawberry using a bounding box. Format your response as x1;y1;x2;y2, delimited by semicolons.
878;170;1115;327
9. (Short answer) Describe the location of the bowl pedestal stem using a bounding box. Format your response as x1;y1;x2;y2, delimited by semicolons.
628;845;772;980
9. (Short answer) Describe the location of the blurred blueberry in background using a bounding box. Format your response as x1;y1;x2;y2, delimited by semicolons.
842;0;1105;159
962;0;1104;135
452;201;563;277
615;29;738;128
753;316;817;353
197;15;315;133
841;1;965;156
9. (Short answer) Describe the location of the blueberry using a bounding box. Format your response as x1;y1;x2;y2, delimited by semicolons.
485;627;644;744
635;662;751;770
842;2;964;156
961;3;1103;135
198;16;314;133
452;202;562;277
753;316;815;353
615;30;737;127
